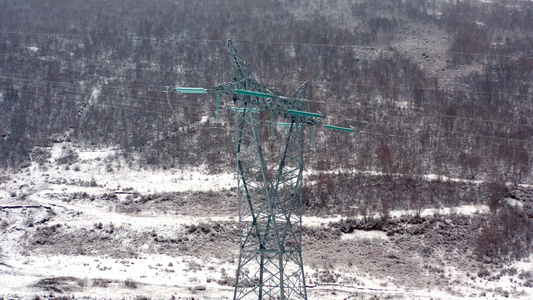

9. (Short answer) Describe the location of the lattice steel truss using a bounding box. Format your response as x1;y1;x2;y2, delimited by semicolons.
213;40;320;300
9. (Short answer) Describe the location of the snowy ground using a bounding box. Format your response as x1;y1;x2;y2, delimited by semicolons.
1;143;532;299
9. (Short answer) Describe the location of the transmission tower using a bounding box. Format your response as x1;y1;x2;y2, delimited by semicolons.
177;40;348;299
223;40;320;300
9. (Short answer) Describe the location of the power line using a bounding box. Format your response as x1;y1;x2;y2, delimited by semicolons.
309;78;533;99
0;86;212;115
3;70;533;128
0;76;210;108
3;38;533;100
2;81;532;152
2;55;532;115
0;68;187;92
0;80;240;123
2;77;531;144
2;74;531;131
0;55;214;89
319;127;530;156
0;74;166;96
2;30;533;61
2;49;531;101
314;130;530;156
325;102;533;129
3;89;236;133
3;85;529;155
6;83;531;146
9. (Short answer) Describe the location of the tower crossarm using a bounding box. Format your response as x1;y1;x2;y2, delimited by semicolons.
210;40;323;126
212;85;321;126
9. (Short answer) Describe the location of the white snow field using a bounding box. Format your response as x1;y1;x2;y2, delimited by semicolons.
1;143;532;299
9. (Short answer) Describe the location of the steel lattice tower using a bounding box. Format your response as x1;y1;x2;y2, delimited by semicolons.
211;40;320;300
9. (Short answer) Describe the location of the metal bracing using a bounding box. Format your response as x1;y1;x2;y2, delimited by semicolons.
233;105;308;300
215;40;313;300
174;40;318;299
175;39;358;299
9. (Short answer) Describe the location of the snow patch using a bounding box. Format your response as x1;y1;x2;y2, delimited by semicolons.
424;173;483;185
78;148;118;161
49;142;76;162
90;86;101;105
26;144;236;194
504;197;524;208
1;254;236;299
26;46;39;53
302;215;342;227
396;100;409;110
341;229;389;241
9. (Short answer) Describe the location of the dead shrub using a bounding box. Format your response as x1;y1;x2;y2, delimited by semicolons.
0;220;8;230
34;276;84;293
476;206;533;261
92;278;112;288
124;278;138;289
316;270;339;283
217;268;236;286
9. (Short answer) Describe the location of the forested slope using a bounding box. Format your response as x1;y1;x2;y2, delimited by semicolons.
1;0;531;183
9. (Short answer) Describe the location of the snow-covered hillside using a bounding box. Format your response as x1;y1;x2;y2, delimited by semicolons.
1;144;532;299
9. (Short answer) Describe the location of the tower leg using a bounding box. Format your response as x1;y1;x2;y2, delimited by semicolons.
234;107;307;300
